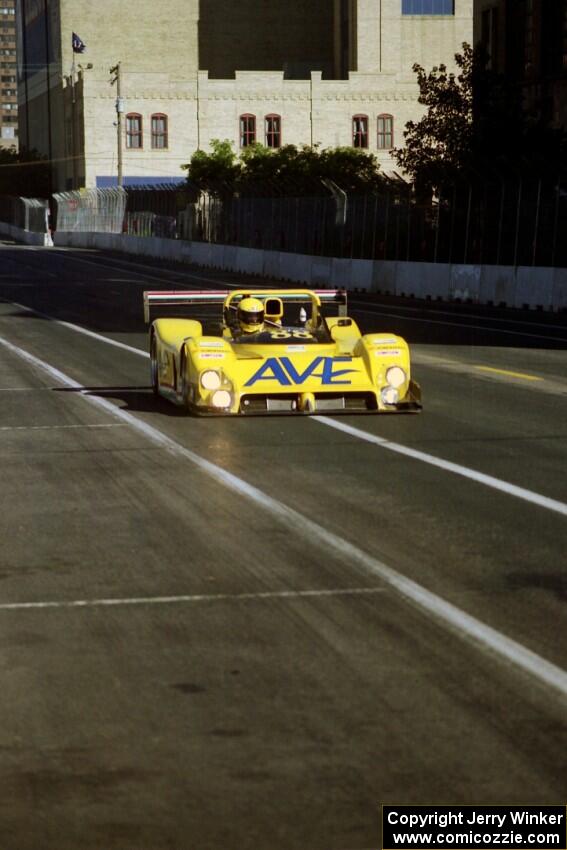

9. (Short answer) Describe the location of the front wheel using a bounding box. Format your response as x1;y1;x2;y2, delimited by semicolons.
179;351;193;413
150;334;159;396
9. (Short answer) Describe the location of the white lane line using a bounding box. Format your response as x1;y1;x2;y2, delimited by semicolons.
9;301;147;358
1;333;567;700
0;586;387;612
0;424;126;432
314;417;567;519
5;301;567;520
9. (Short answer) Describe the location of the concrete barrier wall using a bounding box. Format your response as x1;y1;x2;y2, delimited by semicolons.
0;221;53;246
52;231;567;311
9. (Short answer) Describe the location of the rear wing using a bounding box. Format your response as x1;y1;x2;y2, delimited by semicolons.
143;288;347;323
143;291;229;323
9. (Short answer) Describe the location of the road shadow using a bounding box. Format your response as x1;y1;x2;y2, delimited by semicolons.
53;386;188;417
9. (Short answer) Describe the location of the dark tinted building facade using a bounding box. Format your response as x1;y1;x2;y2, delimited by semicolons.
475;0;567;128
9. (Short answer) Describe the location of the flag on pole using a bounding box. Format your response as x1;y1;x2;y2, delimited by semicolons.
72;32;86;53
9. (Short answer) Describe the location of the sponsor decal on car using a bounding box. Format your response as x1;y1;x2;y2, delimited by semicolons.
198;341;225;348
244;356;359;387
371;338;399;345
374;349;401;356
199;352;225;360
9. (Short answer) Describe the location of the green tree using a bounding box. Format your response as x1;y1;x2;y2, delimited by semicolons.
0;147;51;198
183;142;384;195
394;42;565;194
316;146;384;193
393;44;476;194
182;139;242;189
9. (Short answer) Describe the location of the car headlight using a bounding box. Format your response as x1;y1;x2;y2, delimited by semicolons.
381;386;399;405
211;390;232;409
200;370;221;390
386;366;406;388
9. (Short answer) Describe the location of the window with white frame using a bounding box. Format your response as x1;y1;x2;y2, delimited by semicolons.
126;113;143;149
151;113;168;149
240;114;256;147
377;114;394;149
352;114;369;148
265;114;281;148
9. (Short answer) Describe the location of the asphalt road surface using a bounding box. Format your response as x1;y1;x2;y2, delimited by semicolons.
0;241;566;850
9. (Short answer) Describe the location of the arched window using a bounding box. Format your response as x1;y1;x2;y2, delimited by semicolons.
377;114;394;150
126;113;143;149
151;114;168;149
265;114;281;148
352;115;368;149
240;114;256;147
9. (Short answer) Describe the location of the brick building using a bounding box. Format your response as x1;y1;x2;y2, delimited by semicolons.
17;0;472;190
0;0;17;149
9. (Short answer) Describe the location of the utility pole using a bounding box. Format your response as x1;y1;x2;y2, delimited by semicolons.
71;61;77;190
110;63;124;187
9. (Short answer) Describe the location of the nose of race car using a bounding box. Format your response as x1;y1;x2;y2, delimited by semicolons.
297;392;316;412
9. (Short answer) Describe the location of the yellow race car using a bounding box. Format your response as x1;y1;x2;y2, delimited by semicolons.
144;288;421;415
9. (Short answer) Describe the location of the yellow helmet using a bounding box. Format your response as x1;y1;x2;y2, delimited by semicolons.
237;297;265;333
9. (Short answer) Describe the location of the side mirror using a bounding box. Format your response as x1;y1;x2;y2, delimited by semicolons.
330;318;353;340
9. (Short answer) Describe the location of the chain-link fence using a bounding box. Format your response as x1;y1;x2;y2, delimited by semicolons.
123;184;187;238
0;195;49;233
9;171;566;268
431;175;567;267
52;184;186;238
185;174;567;268
184;185;439;262
53;187;127;233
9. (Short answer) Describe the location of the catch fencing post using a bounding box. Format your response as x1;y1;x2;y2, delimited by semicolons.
383;189;390;260
532;177;542;266
406;184;411;261
371;195;378;259
479;182;488;265
496;178;505;265
434;187;442;263
513;177;523;268
270;197;275;251
360;194;368;259
350;197;356;259
463;182;472;264
320;199;327;256
311;198;318;255
551;174;561;267
395;191;401;260
448;183;457;264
